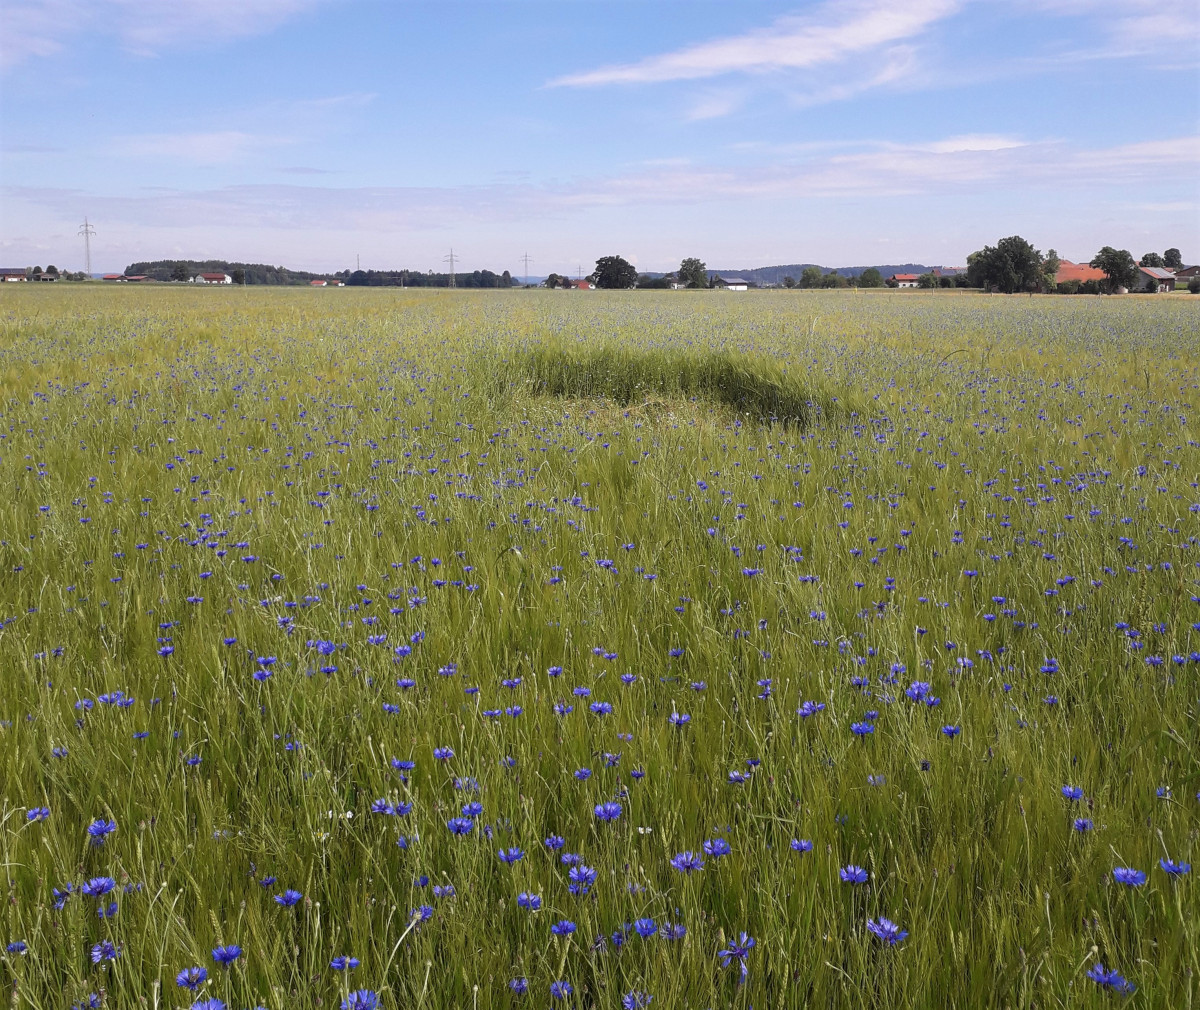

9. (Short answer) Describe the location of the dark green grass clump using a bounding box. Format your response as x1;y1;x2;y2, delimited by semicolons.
493;341;839;426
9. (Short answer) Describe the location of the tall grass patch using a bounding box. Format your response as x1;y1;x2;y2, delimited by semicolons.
491;339;847;426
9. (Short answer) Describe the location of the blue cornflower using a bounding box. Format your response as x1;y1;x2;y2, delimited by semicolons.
497;847;525;863
550;919;577;936
1073;818;1093;832
342;992;379;1010
90;940;119;963
659;921;686;940
6;941;28;954
568;865;597;895
176;967;207;990
461;801;483;818
26;806;50;822
447;817;474;835
1112;867;1146;887
703;837;732;858
1061;785;1083;801
550;981;573;1000
790;838;814;853
840;865;869;884
670;851;704;874
86;818;116;845
622;992;653;1009
509;977;529;994
71;997;102;1010
718;931;755;980
211;945;241;966
274;889;303;907
669;712;691;726
1160;858;1191;876
1087;964;1136;994
433;746;454;760
941;725;961;738
517;892;542;910
850;722;874;737
634;917;657;938
189;1001;226;1010
544;834;565;850
331;956;360;970
82;877;116;897
866;917;908;946
594;801;622;822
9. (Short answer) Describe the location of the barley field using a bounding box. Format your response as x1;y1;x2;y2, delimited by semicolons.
0;286;1198;1010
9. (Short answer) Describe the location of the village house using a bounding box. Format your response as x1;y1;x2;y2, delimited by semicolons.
193;272;233;285
713;276;749;291
1054;261;1107;285
1174;265;1200;281
1;268;28;282
1137;266;1175;293
890;273;919;288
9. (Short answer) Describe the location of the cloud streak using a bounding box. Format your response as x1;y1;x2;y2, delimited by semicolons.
548;0;959;87
110;131;292;164
2;0;321;70
8;134;1195;239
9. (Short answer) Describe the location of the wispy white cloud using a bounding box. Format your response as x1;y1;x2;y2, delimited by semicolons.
1;0;322;70
9;134;1195;241
784;44;922;109
548;0;959;87
685;90;746;122
109;130;292;165
922;134;1028;154
1009;0;1200;63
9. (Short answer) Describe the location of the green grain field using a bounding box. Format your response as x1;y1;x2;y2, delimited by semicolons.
0;285;1197;1009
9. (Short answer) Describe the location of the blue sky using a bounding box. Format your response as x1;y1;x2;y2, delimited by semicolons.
2;0;1197;274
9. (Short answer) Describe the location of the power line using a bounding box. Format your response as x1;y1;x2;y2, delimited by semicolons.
78;217;95;276
521;252;533;287
443;248;458;288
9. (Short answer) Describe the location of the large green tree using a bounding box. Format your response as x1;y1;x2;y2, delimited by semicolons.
1042;249;1060;292
965;236;1044;293
678;257;708;289
1090;247;1138;293
1139;252;1164;268
1164;248;1183;269
592;255;638;289
799;266;823;288
858;268;883;288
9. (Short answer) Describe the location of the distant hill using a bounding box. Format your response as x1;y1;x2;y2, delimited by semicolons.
708;263;937;285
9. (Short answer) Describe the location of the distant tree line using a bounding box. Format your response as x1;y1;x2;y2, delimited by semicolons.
23;265;90;281
343;269;512;288
964;239;1193;294
123;260;329;284
119;261;514;287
